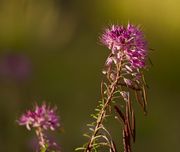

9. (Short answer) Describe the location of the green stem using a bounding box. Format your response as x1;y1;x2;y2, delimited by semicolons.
35;127;48;152
85;62;121;152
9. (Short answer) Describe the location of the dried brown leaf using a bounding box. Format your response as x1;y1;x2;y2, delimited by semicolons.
135;90;147;114
131;110;136;142
114;105;125;123
123;124;131;152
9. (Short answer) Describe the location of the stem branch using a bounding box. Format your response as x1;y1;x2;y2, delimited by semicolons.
85;63;121;152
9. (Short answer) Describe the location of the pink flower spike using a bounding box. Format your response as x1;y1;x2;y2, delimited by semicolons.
100;24;148;69
17;103;60;131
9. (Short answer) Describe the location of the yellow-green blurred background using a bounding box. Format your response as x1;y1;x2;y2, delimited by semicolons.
0;0;180;151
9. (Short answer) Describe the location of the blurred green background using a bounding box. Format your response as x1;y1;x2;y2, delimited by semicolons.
0;0;180;151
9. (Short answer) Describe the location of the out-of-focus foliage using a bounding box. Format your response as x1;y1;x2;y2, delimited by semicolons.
0;0;180;152
0;0;76;49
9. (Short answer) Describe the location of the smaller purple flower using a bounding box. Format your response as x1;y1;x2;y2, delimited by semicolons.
18;103;60;131
18;103;60;150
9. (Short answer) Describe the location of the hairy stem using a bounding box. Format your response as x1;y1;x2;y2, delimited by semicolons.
35;127;47;151
85;63;121;152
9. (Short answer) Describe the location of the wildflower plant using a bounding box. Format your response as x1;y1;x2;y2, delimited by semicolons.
17;102;60;152
77;24;150;152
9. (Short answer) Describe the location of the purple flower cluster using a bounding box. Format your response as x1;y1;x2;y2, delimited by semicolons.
18;103;60;131
100;24;147;69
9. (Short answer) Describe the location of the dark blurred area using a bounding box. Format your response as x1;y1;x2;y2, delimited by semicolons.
0;0;180;151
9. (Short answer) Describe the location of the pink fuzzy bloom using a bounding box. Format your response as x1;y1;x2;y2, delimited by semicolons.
100;24;148;69
18;103;60;131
